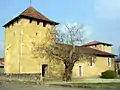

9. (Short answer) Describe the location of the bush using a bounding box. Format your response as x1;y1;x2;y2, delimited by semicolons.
118;70;120;75
101;70;117;79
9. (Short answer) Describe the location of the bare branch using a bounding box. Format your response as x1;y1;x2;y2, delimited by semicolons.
31;23;91;81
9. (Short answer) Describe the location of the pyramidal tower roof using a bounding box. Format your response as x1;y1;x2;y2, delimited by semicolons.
21;6;55;23
3;6;59;27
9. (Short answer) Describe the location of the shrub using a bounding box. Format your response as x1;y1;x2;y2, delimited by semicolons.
101;70;117;79
118;70;120;75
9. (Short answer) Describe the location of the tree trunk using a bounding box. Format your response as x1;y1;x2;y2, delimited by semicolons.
63;62;74;81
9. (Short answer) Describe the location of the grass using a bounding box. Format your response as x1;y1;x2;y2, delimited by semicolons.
0;74;120;88
49;82;120;89
66;82;120;87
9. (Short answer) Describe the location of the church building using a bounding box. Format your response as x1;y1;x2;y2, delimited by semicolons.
3;7;116;78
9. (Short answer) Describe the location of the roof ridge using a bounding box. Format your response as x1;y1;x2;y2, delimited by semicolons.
81;41;112;46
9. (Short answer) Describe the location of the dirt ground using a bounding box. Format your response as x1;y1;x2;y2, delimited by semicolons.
0;81;119;90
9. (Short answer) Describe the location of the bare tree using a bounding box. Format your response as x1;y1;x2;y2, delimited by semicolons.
32;24;91;81
56;24;85;45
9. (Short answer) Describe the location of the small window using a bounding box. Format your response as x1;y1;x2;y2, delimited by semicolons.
107;58;111;67
29;19;32;23
13;31;15;36
12;22;14;26
43;22;46;27
37;21;40;25
36;32;38;36
50;23;52;25
6;48;8;50
17;19;19;23
7;25;10;28
90;57;94;67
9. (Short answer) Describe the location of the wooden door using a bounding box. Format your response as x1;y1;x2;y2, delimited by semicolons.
79;66;82;77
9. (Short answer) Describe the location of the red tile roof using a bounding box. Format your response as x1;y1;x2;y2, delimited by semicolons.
115;58;120;62
0;58;4;61
3;6;59;27
0;58;4;66
21;7;58;24
82;41;112;47
57;43;116;57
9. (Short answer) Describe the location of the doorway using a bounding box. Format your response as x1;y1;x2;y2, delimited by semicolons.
42;64;48;77
79;66;83;77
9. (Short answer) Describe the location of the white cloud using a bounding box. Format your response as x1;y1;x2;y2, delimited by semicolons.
95;0;120;19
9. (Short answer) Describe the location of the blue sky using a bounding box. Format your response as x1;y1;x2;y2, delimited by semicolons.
0;0;120;57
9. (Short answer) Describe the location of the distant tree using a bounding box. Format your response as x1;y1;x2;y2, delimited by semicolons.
32;24;92;81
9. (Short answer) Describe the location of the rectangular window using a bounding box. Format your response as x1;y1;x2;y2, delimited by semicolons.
107;57;111;67
90;57;94;67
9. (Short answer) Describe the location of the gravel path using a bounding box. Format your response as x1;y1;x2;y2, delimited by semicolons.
0;82;92;90
0;81;119;90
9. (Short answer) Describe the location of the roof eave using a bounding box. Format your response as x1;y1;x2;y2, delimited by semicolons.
95;54;116;57
20;15;59;25
3;16;20;27
3;15;59;27
82;43;112;47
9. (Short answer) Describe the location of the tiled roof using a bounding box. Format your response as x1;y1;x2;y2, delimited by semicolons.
56;43;116;57
21;7;58;24
0;58;4;67
82;41;112;47
3;6;59;27
0;58;4;61
115;58;120;62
